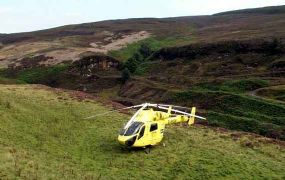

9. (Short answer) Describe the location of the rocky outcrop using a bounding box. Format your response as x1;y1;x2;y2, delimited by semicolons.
70;55;120;76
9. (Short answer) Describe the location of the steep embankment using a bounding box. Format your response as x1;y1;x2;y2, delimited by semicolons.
0;85;284;179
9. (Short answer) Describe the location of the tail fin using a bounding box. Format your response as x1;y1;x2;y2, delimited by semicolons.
188;107;196;125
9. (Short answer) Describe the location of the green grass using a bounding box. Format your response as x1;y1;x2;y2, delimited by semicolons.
0;85;284;179
0;85;285;179
256;85;285;102
192;79;269;93
134;62;152;75
0;64;69;85
16;64;69;84
108;36;194;61
0;76;24;84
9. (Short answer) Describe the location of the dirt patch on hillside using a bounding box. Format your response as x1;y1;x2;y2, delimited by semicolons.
88;31;151;53
0;31;150;68
0;42;61;60
40;48;85;65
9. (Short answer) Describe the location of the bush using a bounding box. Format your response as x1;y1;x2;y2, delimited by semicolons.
121;68;130;83
263;38;284;54
124;57;139;73
269;58;285;69
124;48;148;73
139;43;153;58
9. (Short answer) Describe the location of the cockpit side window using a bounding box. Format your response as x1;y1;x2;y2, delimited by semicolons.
150;123;158;132
138;126;145;139
124;122;143;136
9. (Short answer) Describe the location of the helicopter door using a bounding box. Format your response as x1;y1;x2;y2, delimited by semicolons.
150;123;158;132
138;126;145;139
150;123;159;143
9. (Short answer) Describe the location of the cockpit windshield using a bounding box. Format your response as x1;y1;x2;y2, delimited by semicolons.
120;122;143;136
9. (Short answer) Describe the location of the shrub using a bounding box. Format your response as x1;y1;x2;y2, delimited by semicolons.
263;38;284;54
269;58;285;69
124;47;149;73
124;57;139;73
139;43;153;58
121;68;130;83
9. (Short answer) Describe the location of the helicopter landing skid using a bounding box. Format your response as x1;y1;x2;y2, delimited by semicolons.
144;147;151;154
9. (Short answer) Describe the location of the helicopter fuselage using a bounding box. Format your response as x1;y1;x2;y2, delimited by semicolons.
85;103;205;148
118;105;196;148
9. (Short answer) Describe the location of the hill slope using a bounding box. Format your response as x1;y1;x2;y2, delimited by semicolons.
3;38;283;139
215;5;285;15
0;5;285;67
0;7;285;178
0;85;284;179
0;5;285;141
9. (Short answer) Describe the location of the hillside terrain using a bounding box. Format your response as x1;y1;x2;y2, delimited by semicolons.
0;5;285;66
215;5;285;15
0;6;284;139
0;5;285;179
1;38;284;140
0;85;284;179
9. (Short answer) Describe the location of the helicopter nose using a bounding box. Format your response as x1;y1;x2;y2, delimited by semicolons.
118;135;127;145
118;138;125;145
118;135;137;146
125;136;137;146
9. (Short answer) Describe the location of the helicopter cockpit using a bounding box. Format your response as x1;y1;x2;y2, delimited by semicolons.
119;121;146;146
119;121;143;136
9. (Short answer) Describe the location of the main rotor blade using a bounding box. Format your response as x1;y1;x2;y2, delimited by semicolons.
84;104;144;119
147;103;191;110
147;104;206;120
156;104;192;110
162;106;206;120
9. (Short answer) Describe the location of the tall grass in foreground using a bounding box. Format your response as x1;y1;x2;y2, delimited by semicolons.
0;85;284;179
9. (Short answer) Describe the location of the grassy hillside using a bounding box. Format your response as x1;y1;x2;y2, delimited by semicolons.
0;5;285;179
0;64;69;84
1;38;284;141
113;38;285;138
118;78;285;139
173;88;285;139
0;85;284;179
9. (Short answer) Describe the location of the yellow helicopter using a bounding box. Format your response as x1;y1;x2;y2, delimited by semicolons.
86;103;206;149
